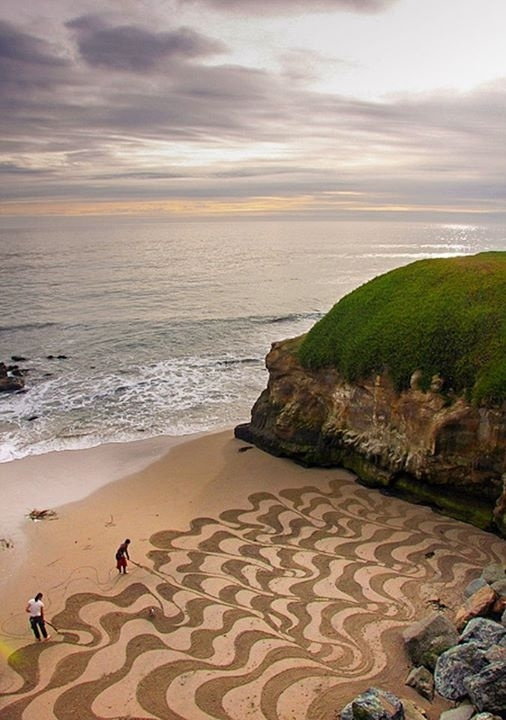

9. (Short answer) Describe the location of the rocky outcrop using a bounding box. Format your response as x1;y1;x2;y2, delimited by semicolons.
434;617;506;714
0;361;25;392
408;566;506;715
340;687;404;720
402;614;459;671
341;564;506;720
235;336;506;536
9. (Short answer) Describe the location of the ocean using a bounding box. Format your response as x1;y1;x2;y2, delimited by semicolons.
1;218;504;463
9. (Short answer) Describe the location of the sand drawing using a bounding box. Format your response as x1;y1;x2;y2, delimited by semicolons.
1;479;504;720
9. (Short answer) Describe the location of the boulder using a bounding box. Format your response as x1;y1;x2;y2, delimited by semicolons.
464;578;489;598
434;644;488;701
0;362;25;392
491;579;506;596
439;706;475;720
398;698;427;720
459;617;506;648
454;586;497;631
405;666;434;700
492;596;506;615
481;565;506;585
402;613;459;671
465;661;506;714
340;687;404;720
485;645;506;663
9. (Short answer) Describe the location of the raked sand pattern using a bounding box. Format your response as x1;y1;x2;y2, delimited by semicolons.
2;478;505;720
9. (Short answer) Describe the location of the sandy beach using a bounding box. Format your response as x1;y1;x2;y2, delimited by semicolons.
1;429;505;720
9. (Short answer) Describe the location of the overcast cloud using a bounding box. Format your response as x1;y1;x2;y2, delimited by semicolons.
67;15;226;71
0;0;505;220
177;0;397;14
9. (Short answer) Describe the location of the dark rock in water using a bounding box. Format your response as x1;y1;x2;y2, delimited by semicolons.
0;361;25;392
11;355;27;362
340;687;404;720
57;354;68;359
7;365;27;377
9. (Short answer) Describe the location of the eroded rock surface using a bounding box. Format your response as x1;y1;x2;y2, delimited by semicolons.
235;336;506;536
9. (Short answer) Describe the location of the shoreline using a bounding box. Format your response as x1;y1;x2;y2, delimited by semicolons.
1;428;505;719
0;431;206;544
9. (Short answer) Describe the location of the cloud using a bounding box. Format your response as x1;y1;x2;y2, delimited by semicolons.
66;14;226;71
0;12;504;220
278;49;350;84
0;161;48;175
0;20;66;66
0;20;70;89
178;0;397;14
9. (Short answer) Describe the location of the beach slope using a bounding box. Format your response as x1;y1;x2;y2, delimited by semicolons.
1;430;505;719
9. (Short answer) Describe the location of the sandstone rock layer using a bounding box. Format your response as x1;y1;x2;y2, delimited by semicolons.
235;336;506;536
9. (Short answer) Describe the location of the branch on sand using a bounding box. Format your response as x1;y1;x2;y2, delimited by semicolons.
27;508;58;521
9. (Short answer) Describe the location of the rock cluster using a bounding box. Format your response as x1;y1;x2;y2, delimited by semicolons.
0;354;69;394
339;564;506;720
0;361;25;392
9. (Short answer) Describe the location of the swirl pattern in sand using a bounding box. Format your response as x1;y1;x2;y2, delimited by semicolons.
2;479;505;720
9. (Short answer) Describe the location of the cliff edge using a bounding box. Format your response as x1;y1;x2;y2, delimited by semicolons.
235;252;506;536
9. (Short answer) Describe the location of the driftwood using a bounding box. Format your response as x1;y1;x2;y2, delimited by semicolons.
28;508;58;521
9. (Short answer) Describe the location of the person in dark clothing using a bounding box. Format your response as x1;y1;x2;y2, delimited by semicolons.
116;538;131;574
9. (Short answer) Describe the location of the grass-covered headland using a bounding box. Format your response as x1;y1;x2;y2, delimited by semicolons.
299;252;506;405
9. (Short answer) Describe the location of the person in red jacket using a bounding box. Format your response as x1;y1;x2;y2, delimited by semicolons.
115;538;131;574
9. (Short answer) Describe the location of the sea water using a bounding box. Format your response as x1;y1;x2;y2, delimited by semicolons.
1;218;504;462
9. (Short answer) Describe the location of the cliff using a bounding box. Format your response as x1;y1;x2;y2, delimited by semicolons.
235;253;506;537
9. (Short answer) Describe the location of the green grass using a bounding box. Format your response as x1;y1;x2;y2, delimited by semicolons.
298;252;506;405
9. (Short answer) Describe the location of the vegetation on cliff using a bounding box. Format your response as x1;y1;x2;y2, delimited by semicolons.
299;252;506;404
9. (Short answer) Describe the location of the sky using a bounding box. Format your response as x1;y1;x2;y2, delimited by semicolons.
1;0;505;221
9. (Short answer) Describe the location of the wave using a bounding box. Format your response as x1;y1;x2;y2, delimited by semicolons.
250;311;323;325
215;357;263;367
0;350;268;462
360;251;473;259
0;321;58;333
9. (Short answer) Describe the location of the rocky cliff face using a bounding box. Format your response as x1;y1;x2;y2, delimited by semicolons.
235;335;506;537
